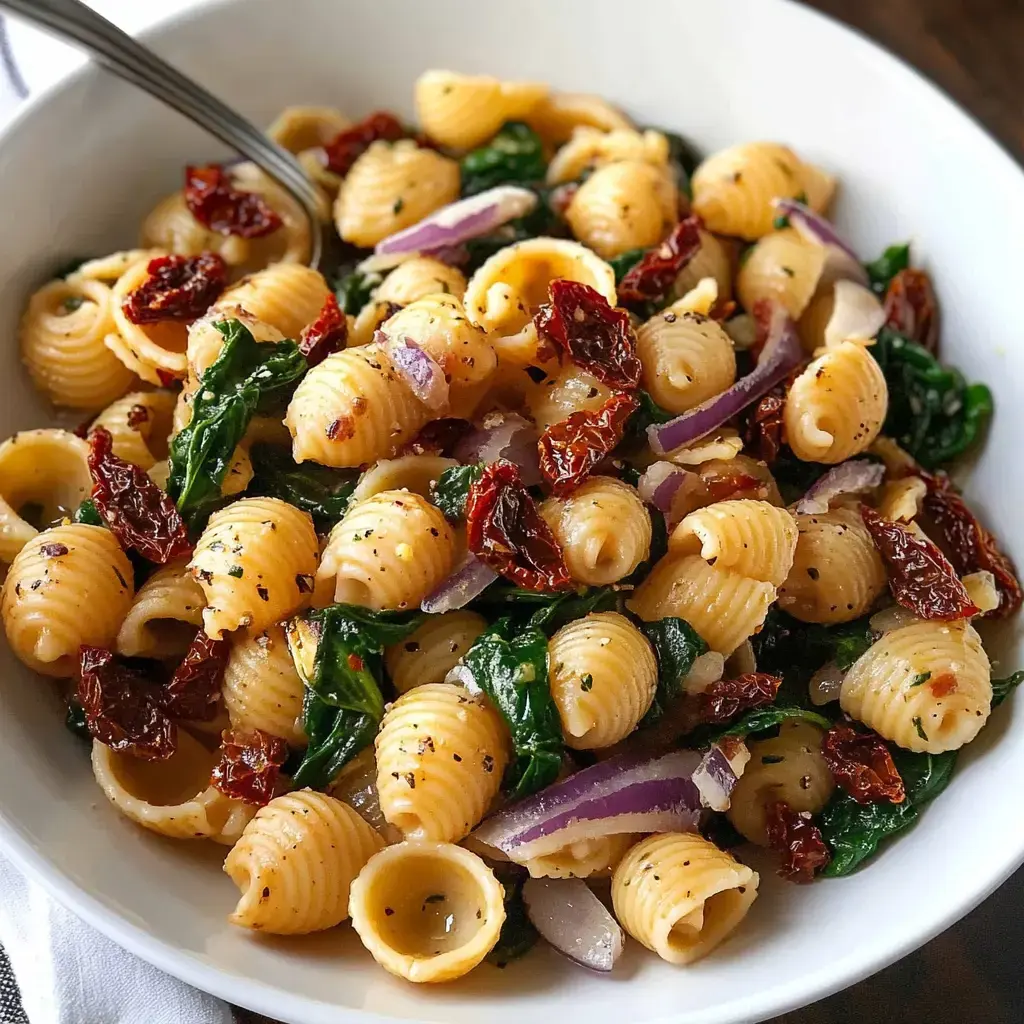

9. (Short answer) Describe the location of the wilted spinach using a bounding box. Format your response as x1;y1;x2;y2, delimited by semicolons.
167;319;307;527
64;697;91;741
333;267;381;315
248;443;356;529
431;463;484;523
472;583;620;634
864;242;910;296
73;497;104;527
639;617;708;724
608;248;647;283
486;862;539;965
694;705;832;747
644;127;700;198
460;121;547;197
992;670;1024;708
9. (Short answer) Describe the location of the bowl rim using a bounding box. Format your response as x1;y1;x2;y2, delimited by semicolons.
1;1;1023;1022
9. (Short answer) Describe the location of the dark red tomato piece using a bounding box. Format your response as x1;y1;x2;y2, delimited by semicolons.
211;728;289;806
860;504;979;620
704;472;762;503
695;673;782;725
534;279;641;390
122;253;227;325
77;645;177;760
88;427;192;564
617;216;703;306
466;459;572;592
538;392;638;495
821;723;905;805
185;164;283;238
765;800;831;883
884;269;939;353
162;631;229;720
321;111;406;176
299;294;349;367
915;470;1022;619
399;418;474;457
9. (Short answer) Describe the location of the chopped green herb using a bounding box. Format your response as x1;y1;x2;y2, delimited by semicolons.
392;197;404;215
761;754;785;765
909;671;932;688
227;565;244;579
61;296;85;314
772;213;791;230
912;716;929;741
580;673;594;692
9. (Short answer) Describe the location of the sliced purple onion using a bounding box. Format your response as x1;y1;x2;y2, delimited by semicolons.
473;749;731;863
771;197;867;286
383;335;449;411
824;280;886;348
648;303;803;455
422;554;498;614
692;742;750;812
522;877;624;973
374;186;538;258
453;412;541;486
795;459;885;515
638;461;689;512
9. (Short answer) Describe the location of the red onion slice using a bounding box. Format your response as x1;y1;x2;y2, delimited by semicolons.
522;877;624;973
648;303;803;455
383;335;449;410
453;412;541;486
422;554;498;614
772;197;867;286
692;742;750;812
795;459;885;515
374;186;538;257
638;461;689;512
824;280;886;348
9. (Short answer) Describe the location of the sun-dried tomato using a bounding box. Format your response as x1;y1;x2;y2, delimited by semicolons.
88;427;191;564
299;294;348;367
466;459;572;591
617;216;703;306
185;164;283;238
884;269;939;353
162;631;229;720
860;504;979;620
399;418;473;457
321;111;406;176
704;472;762;503
156;368;179;388
77;646;177;760
696;673;782;725
765;800;831;883
821;723;905;804
534;279;641;390
914;471;1022;619
122;253;227;325
538;392;638;495
210;728;288;806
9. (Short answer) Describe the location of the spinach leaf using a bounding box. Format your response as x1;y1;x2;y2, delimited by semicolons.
623;390;674;443
431;463;484;523
644;127;700;198
73;497;104;527
992;670;1024;708
460;122;547;197
461;618;563;798
696;705;833;746
486;863;539;965
819;748;957;876
167;319;307;526
864;242;910;296
622;505;668;587
471;584;620;634
872;327;993;468
769;453;832;505
247;443;356;529
54;256;89;280
288;604;423;789
608;248;647;283
639;617;708;724
333;267;381;315
64;697;91;742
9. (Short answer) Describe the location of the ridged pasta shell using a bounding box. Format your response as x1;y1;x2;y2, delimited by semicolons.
545;126;668;185
374;257;468;306
214;264;331;340
525;365;613;432
224;790;384;934
116;558;205;659
351;454;459;505
2;524;134;676
88;390;177;470
736;227;827;318
671;229;734;301
375;682;508;842
384;611;488;694
527;92;633;147
266;105;350;153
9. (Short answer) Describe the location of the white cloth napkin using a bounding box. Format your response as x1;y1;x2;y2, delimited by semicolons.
0;4;239;1022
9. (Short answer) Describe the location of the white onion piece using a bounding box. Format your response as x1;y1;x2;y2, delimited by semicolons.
329;755;403;844
824;280;886;349
383;335;449;410
869;604;918;635
375;185;538;257
771;197;868;286
681;651;726;695
809;659;846;706
724;313;758;350
725;639;757;678
523;877;624;973
692;742;749;812
795;459;886;515
454;412;541;485
422;554;498;614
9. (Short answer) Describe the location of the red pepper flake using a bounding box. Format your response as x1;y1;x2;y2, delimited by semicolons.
210;728;288;806
860;504;978;620
184;164;283;238
122;253;227;325
929;672;958;698
883;269;939;353
765;800;831;883
162;631;229;720
126;404;150;429
914;470;1022;619
299;294;348;367
321;111;406;176
77;645;177;760
466;459;572;592
617;216;703;306
347;652;365;672
534;280;641;390
88;427;192;565
538;392;638;495
695;672;782;725
821;723;905;805
156;368;180;388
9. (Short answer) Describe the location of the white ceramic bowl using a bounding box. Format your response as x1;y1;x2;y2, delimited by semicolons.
2;1;1024;1021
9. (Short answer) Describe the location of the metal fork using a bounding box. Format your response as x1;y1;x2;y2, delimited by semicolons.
0;0;324;269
